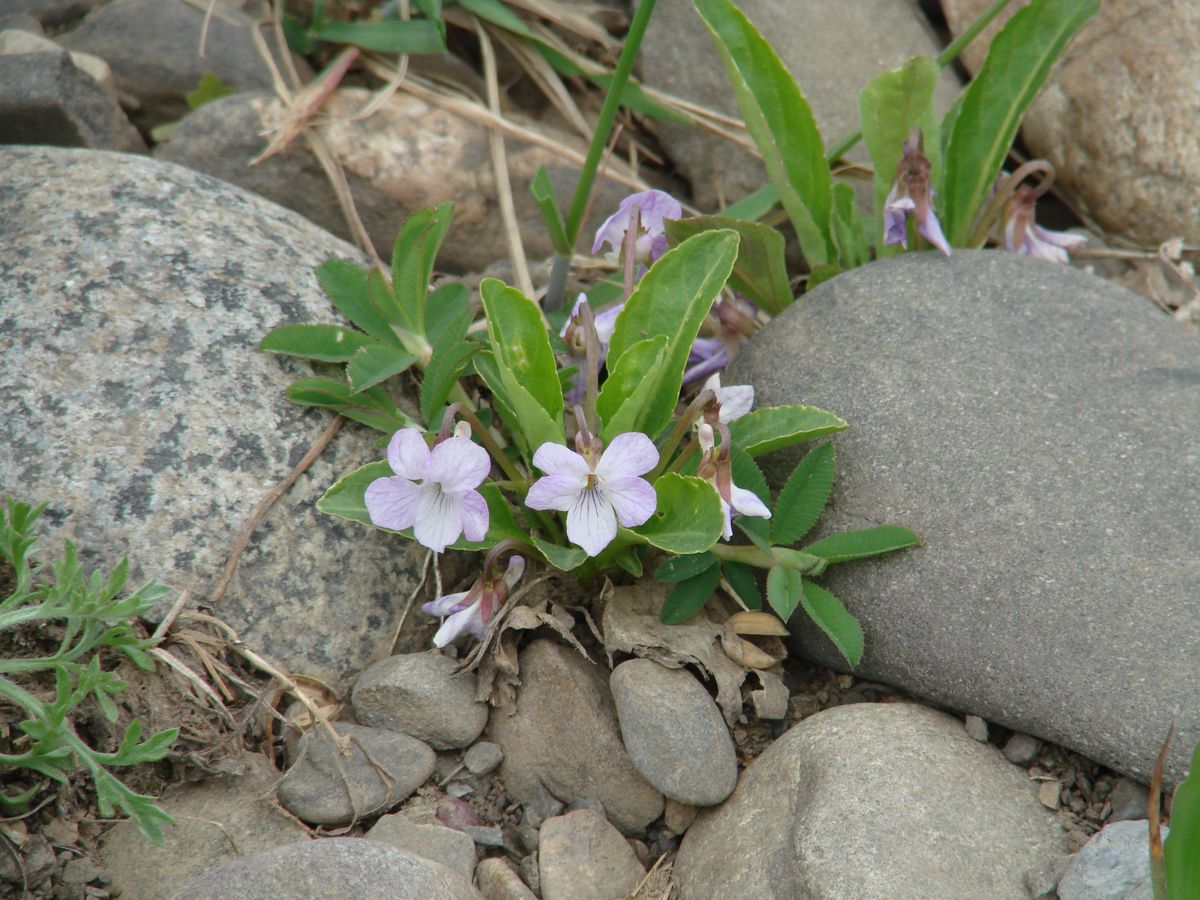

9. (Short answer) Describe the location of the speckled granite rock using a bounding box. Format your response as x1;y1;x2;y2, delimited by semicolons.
169;838;481;900
675;703;1066;899
0;146;427;690
942;0;1200;245
155;89;631;273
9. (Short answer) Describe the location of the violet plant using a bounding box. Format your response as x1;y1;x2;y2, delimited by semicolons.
262;190;918;666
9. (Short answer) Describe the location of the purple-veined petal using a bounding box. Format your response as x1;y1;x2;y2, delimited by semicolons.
566;486;618;556
603;475;657;528
596;432;659;480
525;474;586;512
532;442;591;480
918;209;953;256
632;189;683;235
423;590;471;617
883;207;909;248
413;485;464;553
729;484;771;521
427;435;490;494
386;428;431;481
365;475;422;531
432;601;485;647
459;489;489;542
592;304;623;349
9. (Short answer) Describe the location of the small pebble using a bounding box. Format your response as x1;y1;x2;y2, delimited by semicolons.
963;715;988;742
464;741;504;776
1037;780;1061;810
520;854;540;894
663;798;698;835
523;784;564;828
476;857;537;900
1002;732;1041;766
1106;776;1150;823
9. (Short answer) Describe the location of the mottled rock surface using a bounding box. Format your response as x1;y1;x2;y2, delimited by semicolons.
1057;819;1159;900
537;809;645;900
352;652;488;750
365;814;476;881
943;0;1200;245
0;146;427;690
169;838;481;899
156;89;631;272
100;754;310;900
278;723;434;826
609;658;736;806
488;640;663;835
675;703;1065;899
731;250;1200;785
640;0;958;209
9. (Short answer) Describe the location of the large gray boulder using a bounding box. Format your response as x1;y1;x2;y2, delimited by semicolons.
0;146;426;689
730;250;1200;785
674;703;1065;899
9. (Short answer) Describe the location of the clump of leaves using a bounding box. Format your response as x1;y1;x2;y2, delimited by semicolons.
0;500;176;843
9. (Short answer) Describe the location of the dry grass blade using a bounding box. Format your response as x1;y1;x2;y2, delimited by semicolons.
148;645;236;727
389;549;433;653
475;17;535;299
486;23;591;139
503;0;618;48
1149;721;1174;900
252;46;360;165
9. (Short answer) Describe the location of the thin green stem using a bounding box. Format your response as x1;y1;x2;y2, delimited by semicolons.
709;542;821;571
647;390;714;483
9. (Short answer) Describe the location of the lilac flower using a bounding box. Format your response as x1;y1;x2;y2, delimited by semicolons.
365;426;490;553
883;129;951;257
683;336;729;386
702;373;754;423
1003;184;1086;264
525;431;659;557
697;424;770;541
423;555;525;647
592;189;682;266
561;295;624;403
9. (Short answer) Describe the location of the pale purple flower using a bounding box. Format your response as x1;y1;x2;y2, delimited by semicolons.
702;373;753;423
561;295;625;403
525;432;659;557
1003;184;1086;264
883;128;951;257
422;555;524;647
683;336;729;386
592;189;682;266
697;424;770;540
365;426;490;553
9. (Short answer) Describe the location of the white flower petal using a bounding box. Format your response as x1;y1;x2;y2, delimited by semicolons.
459;489;490;542
413;485;463;553
364;476;422;531
717;384;754;423
526;474;587;512
432;602;485;647
566;486;618;556
427;435;490;494
386;428;431;481
595;432;658;481
729;484;771;521
532;442;591;480
604;476;657;528
422;590;471;617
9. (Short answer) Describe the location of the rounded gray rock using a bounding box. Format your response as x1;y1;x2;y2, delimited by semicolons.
488;640;663;834
609;658;737;806
352;652;488;750
278;723;434;826
1057;820;1161;900
464;740;503;776
732;250;1200;786
365;814;476;882
0;146;428;691
538;809;645;900
168;838;480;899
675;703;1066;899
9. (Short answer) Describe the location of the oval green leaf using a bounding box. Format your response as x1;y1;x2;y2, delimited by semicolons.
728;405;847;457
660;564;723;625
802;525;920;564
260;323;375;363
800;579;864;668
771;441;836;545
633;474;724;555
653;551;718;584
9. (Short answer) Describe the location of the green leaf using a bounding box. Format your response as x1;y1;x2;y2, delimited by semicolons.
479;278;563;424
772;441;836;545
694;0;833;268
532;537;587;572
722;561;761;610
728;405;847;457
653;552;718;584
285;377;415;433
613;547;644;578
596;335;669;442
316;259;398;346
802;525;920;564
313;18;446;54
531;166;572;257
633;474;724;555
186;73;234;110
425;282;472;350
260;323;376;363
858;55;941;255
347;343;417;394
1165;739;1200;898
392;204;455;337
736;515;773;553
607;230;739;439
830;183;870;270
800;579;863;667
729;445;770;506
766;565;802;621
456;0;534;36
660;564;722;624
420;340;477;427
940;0;1099;245
665;216;792;315
472;351;531;458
